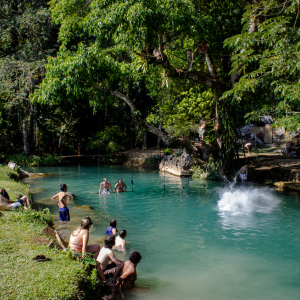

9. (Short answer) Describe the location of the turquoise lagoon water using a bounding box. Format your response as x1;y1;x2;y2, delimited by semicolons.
23;165;300;300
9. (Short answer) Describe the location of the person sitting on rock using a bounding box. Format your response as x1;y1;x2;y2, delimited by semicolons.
114;179;127;193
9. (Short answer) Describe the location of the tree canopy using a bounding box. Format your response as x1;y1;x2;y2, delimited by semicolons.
1;0;299;168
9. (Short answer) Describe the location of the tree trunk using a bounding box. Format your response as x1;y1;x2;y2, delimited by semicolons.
156;125;162;148
109;90;172;145
142;130;147;149
214;96;222;148
22;109;30;154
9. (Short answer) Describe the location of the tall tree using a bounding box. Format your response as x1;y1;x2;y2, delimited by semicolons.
0;0;58;154
224;0;300;131
35;0;263;172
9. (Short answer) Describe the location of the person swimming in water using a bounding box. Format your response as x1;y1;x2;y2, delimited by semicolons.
51;184;70;224
106;219;117;235
113;230;128;253
114;178;127;193
99;178;113;194
113;251;142;290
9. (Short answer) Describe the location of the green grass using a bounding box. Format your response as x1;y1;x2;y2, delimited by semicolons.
0;166;102;299
0;211;88;299
0;166;29;200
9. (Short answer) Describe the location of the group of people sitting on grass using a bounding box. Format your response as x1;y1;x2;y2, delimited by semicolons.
69;216;141;290
0;188;31;211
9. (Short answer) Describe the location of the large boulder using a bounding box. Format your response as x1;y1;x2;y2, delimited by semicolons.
190;141;217;161
8;162;17;170
159;153;191;176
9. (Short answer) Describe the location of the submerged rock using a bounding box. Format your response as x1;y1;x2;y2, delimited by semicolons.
74;205;94;211
274;181;300;192
19;169;49;178
159;153;191;176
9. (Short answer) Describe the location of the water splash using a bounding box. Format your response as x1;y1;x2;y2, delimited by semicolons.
218;186;280;215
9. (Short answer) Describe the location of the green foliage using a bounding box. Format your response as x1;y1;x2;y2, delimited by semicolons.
9;207;54;226
87;125;126;156
0;0;59;154
0;166;29;201
163;148;173;155
192;155;220;181
147;89;215;139
224;0;300;132
7;153;64;166
33;0;246;154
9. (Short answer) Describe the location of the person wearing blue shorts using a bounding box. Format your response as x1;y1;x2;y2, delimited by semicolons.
51;184;70;224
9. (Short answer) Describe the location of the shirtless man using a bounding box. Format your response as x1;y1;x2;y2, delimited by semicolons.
199;116;215;140
51;184;70;224
99;178;113;194
194;39;208;71
113;251;142;290
96;235;123;280
114;178;127;193
239;165;248;182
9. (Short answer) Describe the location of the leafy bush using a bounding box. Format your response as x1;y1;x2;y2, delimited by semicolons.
163;148;173;155
191;155;220;181
7;153;64;166
9;208;54;226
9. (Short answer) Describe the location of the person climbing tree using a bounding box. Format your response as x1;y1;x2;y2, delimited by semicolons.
194;40;208;72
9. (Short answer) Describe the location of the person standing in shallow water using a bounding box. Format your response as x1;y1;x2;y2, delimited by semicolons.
99;178;113;194
114;178;127;193
239;165;248;182
51;184;70;224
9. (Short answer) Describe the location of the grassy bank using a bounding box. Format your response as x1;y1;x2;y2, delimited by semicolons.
0;166;101;299
0;166;29;200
